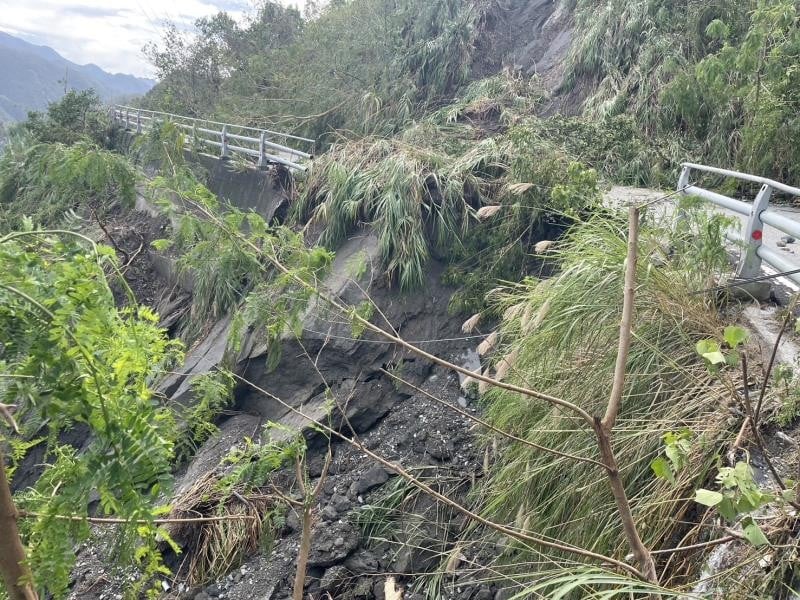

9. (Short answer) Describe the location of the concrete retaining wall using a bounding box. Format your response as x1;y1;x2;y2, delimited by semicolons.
111;127;291;223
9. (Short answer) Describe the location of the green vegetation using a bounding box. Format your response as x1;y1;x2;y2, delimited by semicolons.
143;0;496;141
471;206;733;587
20;89;109;146
170;432;303;584
0;140;135;232
566;0;800;182
147;162;333;349
297;73;616;294
0;230;182;597
0;91;134;233
4;0;800;597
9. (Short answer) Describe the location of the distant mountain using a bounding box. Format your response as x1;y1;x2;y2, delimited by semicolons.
0;31;154;122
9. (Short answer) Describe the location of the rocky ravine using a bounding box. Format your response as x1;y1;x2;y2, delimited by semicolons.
64;196;504;600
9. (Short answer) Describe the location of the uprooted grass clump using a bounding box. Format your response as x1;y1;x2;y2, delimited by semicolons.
167;435;300;584
468;207;737;588
295;71;670;300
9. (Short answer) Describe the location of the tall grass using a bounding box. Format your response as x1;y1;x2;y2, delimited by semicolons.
473;207;735;585
296;132;507;289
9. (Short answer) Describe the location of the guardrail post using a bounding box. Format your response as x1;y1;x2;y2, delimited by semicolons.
257;131;268;169
674;165;692;226
136;109;142;134
220;124;230;159
192;120;198;146
737;184;772;280
677;166;691;191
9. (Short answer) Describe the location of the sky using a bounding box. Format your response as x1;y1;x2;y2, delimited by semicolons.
0;0;308;78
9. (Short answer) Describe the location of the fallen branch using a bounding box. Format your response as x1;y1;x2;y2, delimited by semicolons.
650;535;739;556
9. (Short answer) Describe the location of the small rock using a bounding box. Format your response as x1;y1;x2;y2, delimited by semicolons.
308;522;360;567
392;546;414;574
425;438;453;461
205;583;220;597
284;510;301;533
321;505;338;521
307;451;333;477
344;550;380;574
319;565;348;592
194;594;211;600
457;397;468;408
373;580;387;600
350;466;389;496
330;493;350;512
778;240;788;248
473;587;493;600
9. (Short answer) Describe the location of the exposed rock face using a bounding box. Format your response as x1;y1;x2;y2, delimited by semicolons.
473;0;586;114
161;226;463;491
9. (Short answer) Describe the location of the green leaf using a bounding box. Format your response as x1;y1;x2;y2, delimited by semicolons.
650;457;675;484
702;351;727;365
717;497;738;521
696;339;720;356
695;489;724;507
742;518;769;547
723;326;749;349
150;238;173;251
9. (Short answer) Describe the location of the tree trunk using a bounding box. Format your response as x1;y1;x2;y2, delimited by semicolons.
291;506;313;600
593;419;659;584
0;450;38;600
596;205;658;584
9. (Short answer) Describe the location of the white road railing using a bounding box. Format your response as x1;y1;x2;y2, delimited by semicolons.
678;162;800;286
111;105;315;172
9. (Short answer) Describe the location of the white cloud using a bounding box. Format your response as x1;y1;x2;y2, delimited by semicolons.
0;0;308;78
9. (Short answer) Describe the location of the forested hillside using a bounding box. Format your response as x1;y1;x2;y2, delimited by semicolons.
3;1;800;599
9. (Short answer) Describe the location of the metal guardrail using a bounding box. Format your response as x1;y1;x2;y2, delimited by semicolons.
111;105;315;172
678;162;800;286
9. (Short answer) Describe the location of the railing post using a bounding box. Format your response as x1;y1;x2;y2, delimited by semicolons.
136;109;142;134
192;120;198;147
125;109;130;130
675;165;692;226
257;131;268;169
220;124;230;159
677;165;691;192
736;184;772;280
